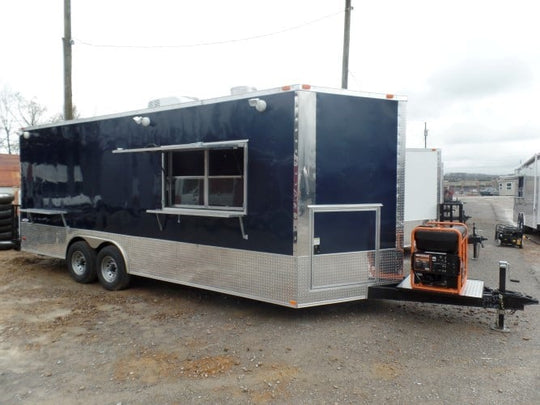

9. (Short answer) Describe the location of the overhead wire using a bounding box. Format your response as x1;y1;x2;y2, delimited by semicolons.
74;9;344;49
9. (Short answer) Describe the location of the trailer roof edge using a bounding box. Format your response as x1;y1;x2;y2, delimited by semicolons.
516;152;540;171
23;85;407;132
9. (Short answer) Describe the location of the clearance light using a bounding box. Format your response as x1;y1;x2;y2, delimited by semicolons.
248;98;267;112
281;85;292;91
133;116;151;127
301;84;311;90
289;300;298;307
386;94;394;99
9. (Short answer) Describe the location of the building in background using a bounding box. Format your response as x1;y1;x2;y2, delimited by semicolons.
0;154;20;202
497;175;517;196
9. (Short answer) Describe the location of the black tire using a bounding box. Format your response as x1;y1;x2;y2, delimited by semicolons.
0;203;13;211
67;241;97;283
0;224;13;233
0;241;15;250
0;209;12;219
0;216;13;226
0;194;14;204
96;245;130;291
0;231;13;240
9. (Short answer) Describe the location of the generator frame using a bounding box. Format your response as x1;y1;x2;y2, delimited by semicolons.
410;221;469;295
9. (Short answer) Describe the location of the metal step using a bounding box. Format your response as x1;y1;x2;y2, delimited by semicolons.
397;275;484;298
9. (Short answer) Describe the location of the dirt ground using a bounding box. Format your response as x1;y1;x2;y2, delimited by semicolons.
1;196;539;404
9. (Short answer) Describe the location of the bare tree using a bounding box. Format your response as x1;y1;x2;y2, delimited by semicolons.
18;97;47;127
49;105;79;123
0;86;21;154
0;86;48;154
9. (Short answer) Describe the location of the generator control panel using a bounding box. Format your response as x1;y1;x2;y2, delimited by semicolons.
413;252;460;276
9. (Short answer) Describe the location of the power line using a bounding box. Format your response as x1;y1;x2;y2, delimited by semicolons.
74;10;344;49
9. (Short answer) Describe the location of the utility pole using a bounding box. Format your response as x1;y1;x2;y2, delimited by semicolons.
63;0;73;120
341;0;352;89
424;122;428;148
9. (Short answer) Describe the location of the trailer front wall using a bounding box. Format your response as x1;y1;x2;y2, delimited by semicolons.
314;93;399;252
293;92;405;305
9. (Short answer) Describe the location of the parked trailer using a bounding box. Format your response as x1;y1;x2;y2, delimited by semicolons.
403;148;443;246
19;85;406;308
514;153;540;231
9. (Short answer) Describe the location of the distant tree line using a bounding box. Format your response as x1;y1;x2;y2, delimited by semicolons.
444;173;499;182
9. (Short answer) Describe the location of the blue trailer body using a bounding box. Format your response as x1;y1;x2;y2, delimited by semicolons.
19;86;406;307
22;92;295;254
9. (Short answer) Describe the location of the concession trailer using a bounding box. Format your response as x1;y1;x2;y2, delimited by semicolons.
19;85;407;307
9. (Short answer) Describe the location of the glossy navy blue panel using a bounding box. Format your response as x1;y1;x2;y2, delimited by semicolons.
20;92;295;255
315;93;398;252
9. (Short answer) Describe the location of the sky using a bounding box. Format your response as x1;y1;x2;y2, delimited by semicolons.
1;0;539;174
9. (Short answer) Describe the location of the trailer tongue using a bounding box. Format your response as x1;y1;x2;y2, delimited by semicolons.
368;272;538;311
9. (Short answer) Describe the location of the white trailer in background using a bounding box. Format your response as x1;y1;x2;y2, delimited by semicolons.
514;153;540;231
404;148;443;246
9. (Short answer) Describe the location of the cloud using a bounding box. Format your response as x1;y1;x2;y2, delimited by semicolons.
441;139;537;174
429;57;533;100
407;56;534;121
439;123;540;145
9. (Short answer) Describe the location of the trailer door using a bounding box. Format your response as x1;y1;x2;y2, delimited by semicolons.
308;204;381;290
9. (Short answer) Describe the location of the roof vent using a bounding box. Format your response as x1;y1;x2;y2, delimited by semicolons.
148;96;198;108
230;86;257;95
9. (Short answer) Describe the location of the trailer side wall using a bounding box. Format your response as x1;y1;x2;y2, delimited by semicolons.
21;93;296;255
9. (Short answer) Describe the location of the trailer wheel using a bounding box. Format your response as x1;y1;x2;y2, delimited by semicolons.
67;241;97;283
96;246;130;291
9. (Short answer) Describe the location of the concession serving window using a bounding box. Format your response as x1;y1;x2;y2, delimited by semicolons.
113;139;249;238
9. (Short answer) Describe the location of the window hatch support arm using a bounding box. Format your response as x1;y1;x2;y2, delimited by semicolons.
239;217;248;240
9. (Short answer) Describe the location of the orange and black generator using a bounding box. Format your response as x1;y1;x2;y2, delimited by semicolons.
410;222;468;295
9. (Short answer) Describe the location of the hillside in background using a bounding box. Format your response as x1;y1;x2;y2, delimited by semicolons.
444;173;501;182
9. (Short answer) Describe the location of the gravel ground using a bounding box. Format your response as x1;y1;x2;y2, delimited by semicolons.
0;196;538;404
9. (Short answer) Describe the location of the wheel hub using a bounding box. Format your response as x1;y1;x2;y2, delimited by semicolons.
101;256;118;283
71;251;86;276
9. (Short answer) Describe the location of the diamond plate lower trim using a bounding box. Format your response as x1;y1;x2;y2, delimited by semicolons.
21;223;403;307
